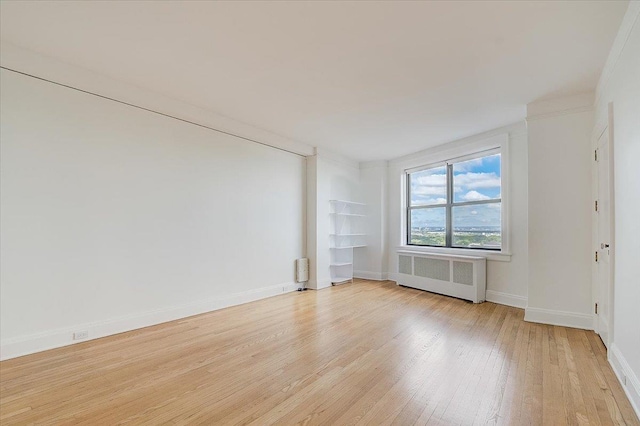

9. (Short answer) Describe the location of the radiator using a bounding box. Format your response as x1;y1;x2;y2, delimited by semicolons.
296;258;309;283
396;250;486;303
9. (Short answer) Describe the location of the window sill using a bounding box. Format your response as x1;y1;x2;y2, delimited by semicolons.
396;246;512;262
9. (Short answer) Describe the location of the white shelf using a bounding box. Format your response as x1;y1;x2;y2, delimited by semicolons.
329;200;366;284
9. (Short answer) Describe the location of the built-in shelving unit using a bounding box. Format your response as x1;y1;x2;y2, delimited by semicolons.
330;200;366;284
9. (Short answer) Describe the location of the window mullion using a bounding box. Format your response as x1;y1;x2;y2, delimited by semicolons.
445;163;453;247
406;173;411;244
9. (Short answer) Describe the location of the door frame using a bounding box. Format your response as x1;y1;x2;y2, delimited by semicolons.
591;102;615;347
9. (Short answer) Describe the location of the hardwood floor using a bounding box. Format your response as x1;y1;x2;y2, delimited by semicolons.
0;280;638;425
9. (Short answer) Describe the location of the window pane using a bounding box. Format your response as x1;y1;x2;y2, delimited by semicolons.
453;154;501;203
452;203;501;249
409;207;446;246
409;166;447;206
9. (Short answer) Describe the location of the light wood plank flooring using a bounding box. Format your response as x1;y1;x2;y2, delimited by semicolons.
1;280;638;425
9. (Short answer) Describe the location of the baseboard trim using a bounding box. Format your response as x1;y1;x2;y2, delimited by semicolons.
0;281;298;361
353;270;388;281
524;306;593;330
308;279;332;290
609;343;640;419
317;280;332;289
485;290;527;309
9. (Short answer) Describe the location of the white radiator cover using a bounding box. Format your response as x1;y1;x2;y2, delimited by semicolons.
296;258;309;283
396;250;486;303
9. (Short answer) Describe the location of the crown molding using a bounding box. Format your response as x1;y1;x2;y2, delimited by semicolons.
313;147;360;169
526;92;594;121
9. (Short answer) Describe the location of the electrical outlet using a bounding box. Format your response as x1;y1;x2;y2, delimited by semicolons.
73;330;89;340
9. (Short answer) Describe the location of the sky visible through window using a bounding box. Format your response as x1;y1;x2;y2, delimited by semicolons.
409;154;501;248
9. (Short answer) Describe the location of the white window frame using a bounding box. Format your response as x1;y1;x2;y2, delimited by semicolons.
399;134;511;261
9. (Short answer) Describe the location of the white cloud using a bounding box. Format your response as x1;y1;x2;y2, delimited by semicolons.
413;174;446;186
411;195;447;205
454;172;501;189
462;190;490;201
453;158;483;172
433;197;447;204
411;173;446;197
412;185;446;196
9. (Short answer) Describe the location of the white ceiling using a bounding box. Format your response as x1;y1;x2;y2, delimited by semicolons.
0;1;628;161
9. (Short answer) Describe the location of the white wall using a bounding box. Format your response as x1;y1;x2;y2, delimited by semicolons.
385;122;529;306
0;69;306;359
595;1;640;414
354;162;388;281
306;150;360;289
525;95;594;329
0;42;315;158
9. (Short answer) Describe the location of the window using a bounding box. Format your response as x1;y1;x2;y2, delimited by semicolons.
407;150;502;250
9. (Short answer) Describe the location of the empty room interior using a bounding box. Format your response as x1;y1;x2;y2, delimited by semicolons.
1;1;639;424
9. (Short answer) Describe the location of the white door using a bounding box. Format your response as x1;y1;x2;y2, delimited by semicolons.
596;129;612;348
